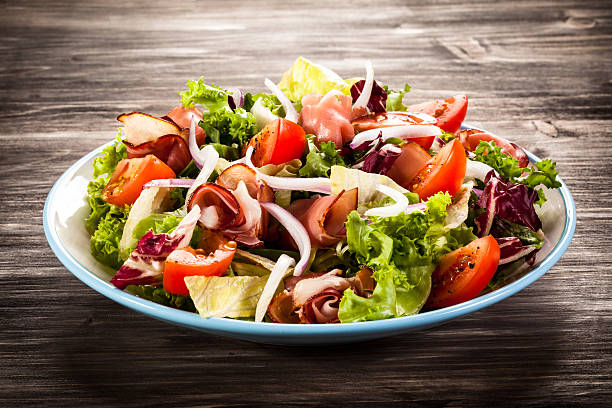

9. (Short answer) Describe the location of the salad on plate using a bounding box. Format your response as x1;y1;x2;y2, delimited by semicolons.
85;57;561;324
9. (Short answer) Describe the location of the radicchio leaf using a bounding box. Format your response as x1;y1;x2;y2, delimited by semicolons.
474;171;542;236
361;133;402;175
350;80;387;115
497;237;538;266
110;206;201;290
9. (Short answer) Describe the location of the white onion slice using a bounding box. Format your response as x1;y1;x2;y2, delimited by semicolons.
264;78;298;123
244;146;331;194
350;124;443;150
184;143;219;208
364;184;409;217
465;159;498;183
143;178;195;189
260;202;311;277
255;254;296;323
188;114;207;169
352;61;374;111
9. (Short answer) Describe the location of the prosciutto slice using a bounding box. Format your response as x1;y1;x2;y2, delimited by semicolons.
289;188;358;247
217;163;274;243
124;134;191;174
299;90;355;146
301;289;343;324
166;105;206;146
187;183;243;230
267;269;372;324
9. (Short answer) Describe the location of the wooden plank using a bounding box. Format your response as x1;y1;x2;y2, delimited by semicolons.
0;0;610;406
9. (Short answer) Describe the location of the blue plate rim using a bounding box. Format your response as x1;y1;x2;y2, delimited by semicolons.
43;124;576;338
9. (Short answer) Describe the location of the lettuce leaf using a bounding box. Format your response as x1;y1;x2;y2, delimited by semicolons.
243;93;285;117
472;141;561;205
185;275;268;318
92;131;126;178
339;192;475;322
278;57;350;102
382;83;411;111
90;203;130;269
86;136;130;268
200;107;257;148
128;285;196;312
299;138;347;178
179;77;231;112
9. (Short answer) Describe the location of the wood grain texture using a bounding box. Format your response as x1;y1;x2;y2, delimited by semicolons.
1;0;611;406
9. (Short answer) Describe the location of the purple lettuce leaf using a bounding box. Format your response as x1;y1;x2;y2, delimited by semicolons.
474;171;542;237
350;80;387;114
497;237;538;266
110;206;201;290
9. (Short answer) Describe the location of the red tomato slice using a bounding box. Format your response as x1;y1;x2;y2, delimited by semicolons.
409;139;466;200
102;155;176;207
244;118;306;166
406;94;468;134
456;128;529;168
163;241;237;296
386;142;432;189
426;235;500;308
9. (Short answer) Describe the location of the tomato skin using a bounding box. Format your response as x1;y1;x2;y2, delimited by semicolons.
102;155;176;207
409;139;466;200
406;94;468;134
271;119;306;164
426;235;500;309
163;242;237;296
245;118;306;166
386;142;432;189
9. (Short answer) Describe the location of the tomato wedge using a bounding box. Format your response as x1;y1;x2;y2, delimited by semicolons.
102;154;176;207
409;138;466;200
406;94;468;134
163;241;237;296
244;118;306;166
386;142;431;189
426;235;500;309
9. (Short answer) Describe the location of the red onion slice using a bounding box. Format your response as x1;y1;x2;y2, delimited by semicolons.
244;146;332;194
352;61;374;112
405;202;427;214
264;78;298;123
364;184;408;217
260;202;311;277
255;254;296;323
143;178;195;189
349;124;443;150
227;87;244;111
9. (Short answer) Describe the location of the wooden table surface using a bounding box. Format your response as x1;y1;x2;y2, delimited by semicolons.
1;0;610;406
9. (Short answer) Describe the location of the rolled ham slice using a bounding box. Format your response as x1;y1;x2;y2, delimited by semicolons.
124;134;191;174
187;183;242;230
289;188;358;247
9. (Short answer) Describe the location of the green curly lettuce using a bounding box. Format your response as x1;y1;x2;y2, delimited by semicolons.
86;135;130;269
299;138;347;178
179;77;231;112
338;192;476;322
382;83;411;111
472;141;562;205
200;108;257;149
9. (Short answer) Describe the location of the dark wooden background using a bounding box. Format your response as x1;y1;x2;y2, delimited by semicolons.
1;0;610;406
